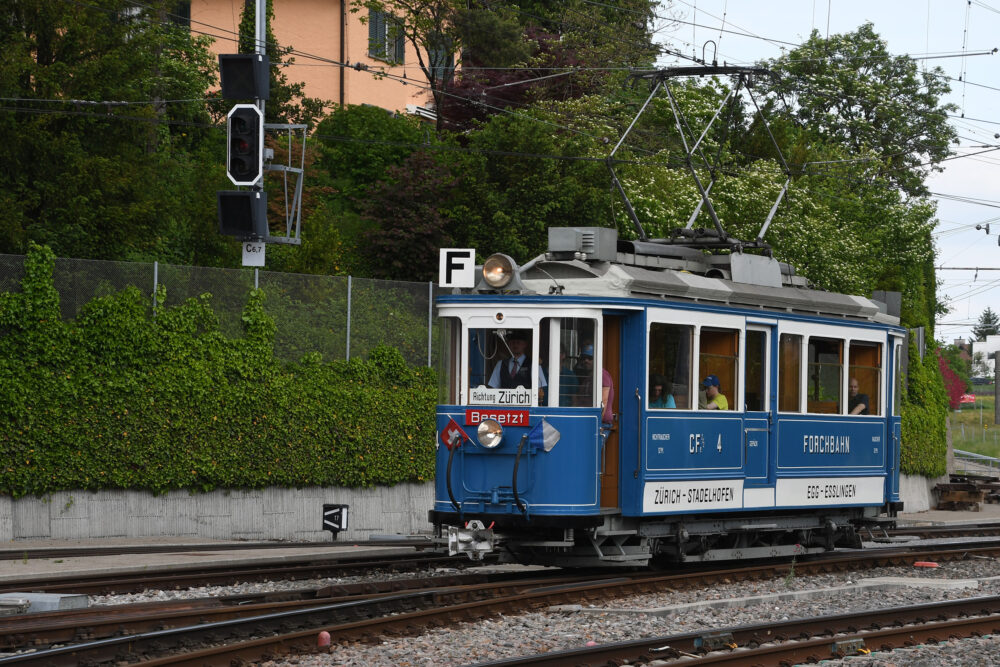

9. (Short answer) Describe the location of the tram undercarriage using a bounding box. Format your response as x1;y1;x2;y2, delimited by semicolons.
437;508;885;568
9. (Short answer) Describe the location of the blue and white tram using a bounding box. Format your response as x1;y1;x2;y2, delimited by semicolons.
430;227;904;567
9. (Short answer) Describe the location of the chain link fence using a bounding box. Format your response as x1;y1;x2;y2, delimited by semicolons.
0;254;441;368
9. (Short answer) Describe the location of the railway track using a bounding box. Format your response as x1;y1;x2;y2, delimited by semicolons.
881;520;1000;540
0;552;474;595
4;542;1000;665
466;594;1000;666
0;538;433;561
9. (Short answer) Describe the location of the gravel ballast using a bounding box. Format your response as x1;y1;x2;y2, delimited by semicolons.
79;553;1000;666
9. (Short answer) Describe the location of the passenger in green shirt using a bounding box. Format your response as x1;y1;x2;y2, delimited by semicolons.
701;374;729;410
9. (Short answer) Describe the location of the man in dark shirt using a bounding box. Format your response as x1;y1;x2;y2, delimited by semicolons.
848;377;869;415
488;331;547;391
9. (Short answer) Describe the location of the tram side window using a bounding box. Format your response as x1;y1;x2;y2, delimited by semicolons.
541;317;596;408
849;342;882;416
779;334;802;412
807;337;843;414
648;323;692;409
699;328;738;410
438;317;461;405
745;330;767;411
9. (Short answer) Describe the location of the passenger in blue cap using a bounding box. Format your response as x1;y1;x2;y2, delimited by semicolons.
700;374;728;410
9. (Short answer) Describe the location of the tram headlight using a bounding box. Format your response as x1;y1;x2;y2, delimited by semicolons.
482;254;516;288
477;419;504;449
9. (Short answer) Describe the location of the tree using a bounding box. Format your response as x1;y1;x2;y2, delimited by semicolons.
358;151;460;280
440;1;660;129
939;343;971;395
973;307;1000;341
352;0;468;131
764;24;958;197
0;0;227;264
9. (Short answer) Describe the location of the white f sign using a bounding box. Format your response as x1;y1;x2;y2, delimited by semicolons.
439;248;476;287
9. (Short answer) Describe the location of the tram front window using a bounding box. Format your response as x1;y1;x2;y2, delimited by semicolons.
467;327;545;406
541;317;596;408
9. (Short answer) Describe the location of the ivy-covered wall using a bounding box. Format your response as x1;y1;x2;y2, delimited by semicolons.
900;341;949;478
0;244;436;499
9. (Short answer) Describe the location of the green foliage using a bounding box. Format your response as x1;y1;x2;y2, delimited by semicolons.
973;307;1000;342
0;245;436;498
900;342;948;478
452;103;612;259
766;23;957;197
314;105;429;199
359;152;460;280
0;0;225;264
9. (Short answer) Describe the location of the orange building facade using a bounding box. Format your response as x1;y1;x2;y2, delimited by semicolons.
191;0;435;115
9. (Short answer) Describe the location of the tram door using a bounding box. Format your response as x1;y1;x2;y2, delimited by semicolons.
743;326;772;485
600;316;621;507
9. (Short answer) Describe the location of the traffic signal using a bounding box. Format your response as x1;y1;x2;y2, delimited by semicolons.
227;104;263;186
217;190;268;240
219;54;270;100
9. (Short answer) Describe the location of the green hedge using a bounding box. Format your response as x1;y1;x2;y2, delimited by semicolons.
0;244;436;498
900;341;948;478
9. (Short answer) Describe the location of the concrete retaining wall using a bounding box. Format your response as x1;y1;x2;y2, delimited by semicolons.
899;473;945;513
0;484;435;543
0;474;946;542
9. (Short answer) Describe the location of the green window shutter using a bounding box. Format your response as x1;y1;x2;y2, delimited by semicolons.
394;25;405;64
368;10;385;59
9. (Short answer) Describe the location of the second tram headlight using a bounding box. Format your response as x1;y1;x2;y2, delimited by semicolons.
477;419;504;448
483;254;516;288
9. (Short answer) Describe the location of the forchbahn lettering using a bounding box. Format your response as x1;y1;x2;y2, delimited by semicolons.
802;434;850;454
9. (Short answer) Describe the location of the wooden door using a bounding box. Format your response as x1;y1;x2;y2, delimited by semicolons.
600;316;621;507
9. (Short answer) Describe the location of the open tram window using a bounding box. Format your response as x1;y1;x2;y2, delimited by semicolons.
807;337;843;414
745;329;767;411
541;317;596;408
438;317;461;405
466;327;546;406
779;334;802;412
648;323;692;409
849;341;882;416
698;328;738;410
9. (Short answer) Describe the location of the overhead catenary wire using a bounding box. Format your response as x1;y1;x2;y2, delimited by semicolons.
23;2;1000;222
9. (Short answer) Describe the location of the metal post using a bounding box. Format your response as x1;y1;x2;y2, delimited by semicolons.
255;0;266;121
254;268;259;290
346;275;352;360
427;281;433;367
994;352;1000;426
152;261;158;317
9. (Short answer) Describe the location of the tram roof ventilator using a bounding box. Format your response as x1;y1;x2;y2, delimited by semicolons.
543;226;801;290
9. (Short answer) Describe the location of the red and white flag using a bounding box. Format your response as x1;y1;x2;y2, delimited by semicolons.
440;418;469;450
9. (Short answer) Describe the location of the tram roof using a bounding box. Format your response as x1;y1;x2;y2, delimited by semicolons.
462;227;900;326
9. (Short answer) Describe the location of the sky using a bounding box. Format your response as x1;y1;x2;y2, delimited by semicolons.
652;0;1000;344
